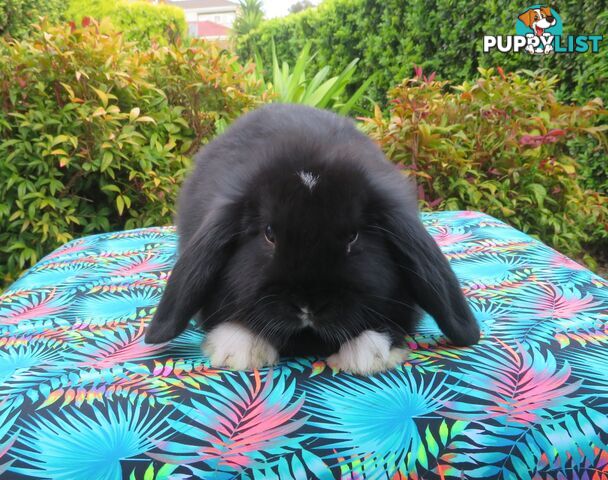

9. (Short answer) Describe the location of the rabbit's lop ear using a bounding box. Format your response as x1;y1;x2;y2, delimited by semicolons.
145;201;238;344
382;208;480;347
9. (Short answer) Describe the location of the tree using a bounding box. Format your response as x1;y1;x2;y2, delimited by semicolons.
232;0;263;36
289;0;314;14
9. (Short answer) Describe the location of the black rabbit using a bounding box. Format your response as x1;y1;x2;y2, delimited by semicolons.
145;104;480;374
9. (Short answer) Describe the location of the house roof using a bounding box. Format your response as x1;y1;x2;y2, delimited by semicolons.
197;20;231;37
167;0;237;9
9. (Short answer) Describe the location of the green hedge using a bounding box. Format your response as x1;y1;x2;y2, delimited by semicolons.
0;0;64;38
0;19;263;288
237;0;607;106
66;0;187;47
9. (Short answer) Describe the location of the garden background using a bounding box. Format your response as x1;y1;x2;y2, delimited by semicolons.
0;0;606;291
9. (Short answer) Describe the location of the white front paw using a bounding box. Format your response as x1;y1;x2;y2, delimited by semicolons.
326;330;409;375
544;44;553;53
201;322;279;370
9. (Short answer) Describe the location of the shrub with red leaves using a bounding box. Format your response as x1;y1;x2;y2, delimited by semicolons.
362;67;608;266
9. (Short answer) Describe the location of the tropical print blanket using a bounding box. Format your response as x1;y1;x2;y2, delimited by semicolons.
1;211;607;480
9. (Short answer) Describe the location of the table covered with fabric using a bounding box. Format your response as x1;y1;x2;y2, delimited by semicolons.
1;211;607;479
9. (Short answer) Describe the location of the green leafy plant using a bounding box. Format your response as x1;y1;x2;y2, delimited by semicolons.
362;67;608;266
66;0;187;47
253;40;374;115
568;135;608;196
0;0;65;38
0;18;264;288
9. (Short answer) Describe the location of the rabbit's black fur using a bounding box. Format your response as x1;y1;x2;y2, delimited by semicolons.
145;104;480;365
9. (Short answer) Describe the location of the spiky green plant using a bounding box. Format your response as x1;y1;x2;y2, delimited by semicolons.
232;0;264;37
254;40;375;115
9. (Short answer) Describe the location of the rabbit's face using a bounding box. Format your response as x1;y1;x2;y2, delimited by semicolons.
221;159;399;345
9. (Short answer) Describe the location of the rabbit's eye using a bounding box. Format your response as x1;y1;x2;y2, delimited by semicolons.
264;224;276;245
347;231;358;253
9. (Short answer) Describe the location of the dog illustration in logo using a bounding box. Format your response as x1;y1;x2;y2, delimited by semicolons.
518;6;557;54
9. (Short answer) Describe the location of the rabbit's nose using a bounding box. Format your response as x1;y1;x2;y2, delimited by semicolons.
295;304;314;328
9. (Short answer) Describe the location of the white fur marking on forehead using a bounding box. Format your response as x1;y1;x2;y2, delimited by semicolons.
298;170;319;191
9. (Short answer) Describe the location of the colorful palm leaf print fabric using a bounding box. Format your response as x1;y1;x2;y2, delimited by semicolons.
1;211;608;480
